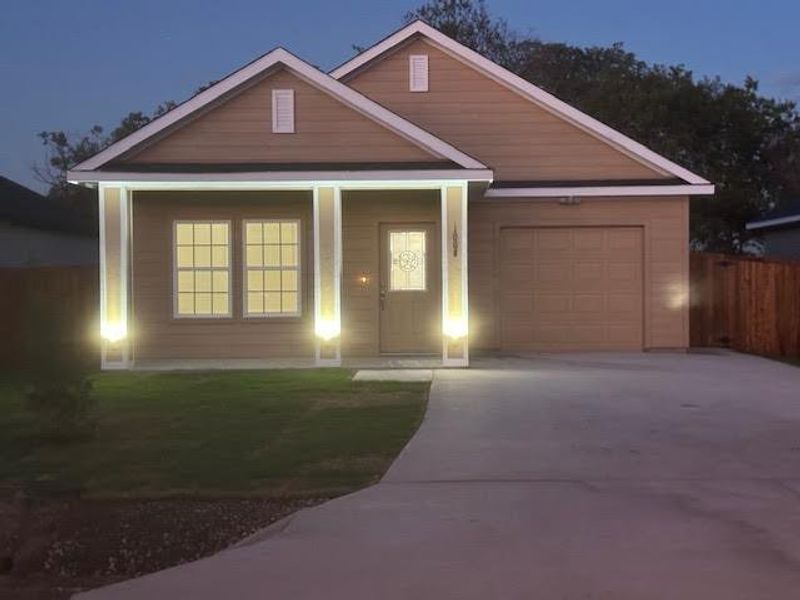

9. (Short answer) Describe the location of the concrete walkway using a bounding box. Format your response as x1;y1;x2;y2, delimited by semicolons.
79;352;800;599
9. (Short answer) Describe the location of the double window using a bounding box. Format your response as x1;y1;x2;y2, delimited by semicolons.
173;219;301;318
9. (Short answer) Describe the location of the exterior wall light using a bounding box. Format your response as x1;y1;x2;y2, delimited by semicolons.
101;322;127;343
315;319;341;341
443;317;468;340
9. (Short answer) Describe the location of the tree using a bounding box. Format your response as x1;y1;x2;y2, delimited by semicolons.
406;0;517;66
406;0;800;253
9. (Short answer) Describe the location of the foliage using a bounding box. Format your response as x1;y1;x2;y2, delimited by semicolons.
407;0;800;252
24;378;96;442
0;370;428;496
21;297;97;441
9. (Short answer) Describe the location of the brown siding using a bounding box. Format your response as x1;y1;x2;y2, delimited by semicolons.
131;191;315;360
124;68;439;165
341;190;440;357
344;38;668;182
469;196;689;350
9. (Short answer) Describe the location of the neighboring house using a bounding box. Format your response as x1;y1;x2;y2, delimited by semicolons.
746;201;800;260
67;21;713;370
0;176;97;267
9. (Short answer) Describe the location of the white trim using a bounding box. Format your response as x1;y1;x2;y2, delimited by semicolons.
482;184;715;199
331;21;710;186
99;184;131;370
746;214;800;231
68;169;493;185
439;186;448;365
271;89;295;133
72;48;486;172
172;220;233;319
242;219;303;318
312;186;343;366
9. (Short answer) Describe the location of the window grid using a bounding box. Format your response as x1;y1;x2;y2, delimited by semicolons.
244;220;301;317
174;221;231;317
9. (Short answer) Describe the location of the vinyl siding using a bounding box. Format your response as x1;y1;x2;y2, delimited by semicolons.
123;68;440;165
468;196;690;350
131;191;315;360
344;38;668;182
341;190;440;357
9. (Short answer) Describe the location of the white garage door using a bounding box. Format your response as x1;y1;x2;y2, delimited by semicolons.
499;227;644;351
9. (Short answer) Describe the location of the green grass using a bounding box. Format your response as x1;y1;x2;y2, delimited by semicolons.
0;370;428;497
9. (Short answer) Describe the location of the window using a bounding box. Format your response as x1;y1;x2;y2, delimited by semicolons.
409;54;429;92
244;220;301;316
174;221;231;317
272;89;295;133
389;230;427;291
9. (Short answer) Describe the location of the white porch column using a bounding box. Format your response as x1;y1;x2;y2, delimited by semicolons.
313;185;342;366
441;182;469;367
98;184;131;369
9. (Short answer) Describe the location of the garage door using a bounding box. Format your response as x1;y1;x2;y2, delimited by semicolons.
499;227;643;351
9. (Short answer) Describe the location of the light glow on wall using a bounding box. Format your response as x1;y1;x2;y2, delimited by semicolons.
101;321;127;343
315;318;341;341
443;317;468;340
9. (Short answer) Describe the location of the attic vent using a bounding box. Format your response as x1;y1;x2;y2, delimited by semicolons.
409;54;429;92
272;89;295;133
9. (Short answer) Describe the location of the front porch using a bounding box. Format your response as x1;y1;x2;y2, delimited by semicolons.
91;176;477;370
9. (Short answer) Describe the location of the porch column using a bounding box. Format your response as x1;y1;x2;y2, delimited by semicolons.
313;186;342;365
441;182;469;367
99;184;131;369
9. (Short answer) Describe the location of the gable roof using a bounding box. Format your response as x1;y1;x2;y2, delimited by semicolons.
0;176;95;236
331;20;711;187
746;201;800;231
71;47;487;173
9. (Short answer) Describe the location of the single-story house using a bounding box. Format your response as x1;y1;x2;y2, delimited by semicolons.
0;176;97;267
746;201;800;260
67;20;714;370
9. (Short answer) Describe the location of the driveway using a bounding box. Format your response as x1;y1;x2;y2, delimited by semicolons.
80;352;800;599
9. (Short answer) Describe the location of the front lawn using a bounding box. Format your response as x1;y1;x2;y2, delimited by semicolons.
0;369;429;497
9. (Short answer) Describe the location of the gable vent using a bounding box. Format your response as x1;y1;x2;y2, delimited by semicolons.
272;89;295;133
409;54;429;92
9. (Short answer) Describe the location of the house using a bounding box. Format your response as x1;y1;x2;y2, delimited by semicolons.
0;176;97;267
66;21;713;370
746;201;800;260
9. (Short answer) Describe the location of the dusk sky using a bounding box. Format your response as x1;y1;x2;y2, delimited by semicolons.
2;0;798;194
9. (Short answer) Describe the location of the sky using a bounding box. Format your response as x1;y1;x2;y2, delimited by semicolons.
1;0;799;194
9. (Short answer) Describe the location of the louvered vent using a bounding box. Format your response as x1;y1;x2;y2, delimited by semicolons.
272;89;295;133
409;54;429;92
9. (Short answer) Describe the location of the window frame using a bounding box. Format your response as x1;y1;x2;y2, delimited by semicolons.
241;218;303;319
172;219;233;320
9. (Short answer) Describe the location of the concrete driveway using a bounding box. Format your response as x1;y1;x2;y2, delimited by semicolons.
80;352;800;599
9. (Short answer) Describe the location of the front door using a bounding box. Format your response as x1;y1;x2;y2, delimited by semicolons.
379;223;440;354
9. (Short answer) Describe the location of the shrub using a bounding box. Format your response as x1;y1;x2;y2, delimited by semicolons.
25;377;96;441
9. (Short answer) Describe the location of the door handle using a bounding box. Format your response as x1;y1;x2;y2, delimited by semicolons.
379;288;387;311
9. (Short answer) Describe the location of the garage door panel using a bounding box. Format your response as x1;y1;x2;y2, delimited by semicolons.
572;294;605;313
502;294;534;314
536;229;573;251
535;294;573;313
535;263;571;287
573;229;605;251
500;226;643;351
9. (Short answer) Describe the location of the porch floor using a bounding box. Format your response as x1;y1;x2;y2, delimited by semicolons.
132;356;445;371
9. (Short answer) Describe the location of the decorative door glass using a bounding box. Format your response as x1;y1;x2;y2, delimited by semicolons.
389;230;427;291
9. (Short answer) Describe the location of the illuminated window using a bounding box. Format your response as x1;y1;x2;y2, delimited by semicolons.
389;230;427;291
174;221;231;317
244;220;301;316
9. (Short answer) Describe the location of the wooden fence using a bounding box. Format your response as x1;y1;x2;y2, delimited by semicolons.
690;253;800;357
0;266;99;370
